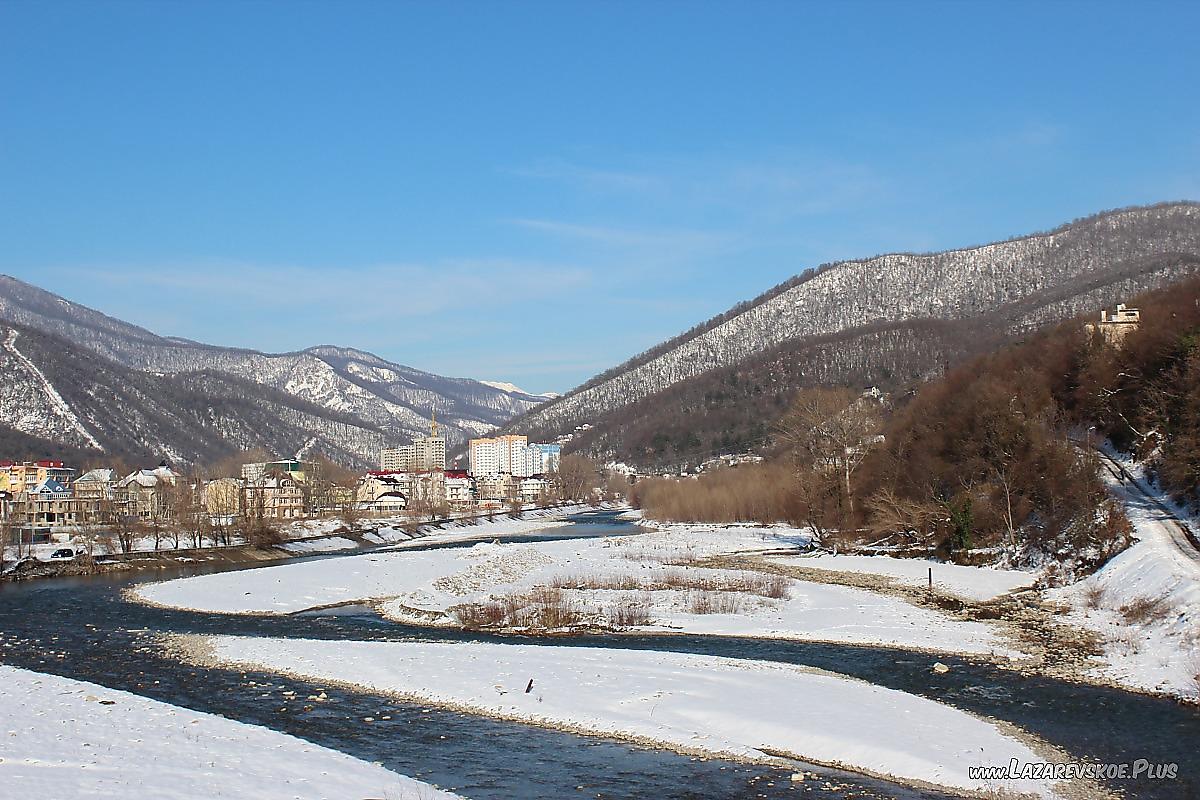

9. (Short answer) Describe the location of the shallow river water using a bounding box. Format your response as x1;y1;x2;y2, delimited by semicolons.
1;510;1196;799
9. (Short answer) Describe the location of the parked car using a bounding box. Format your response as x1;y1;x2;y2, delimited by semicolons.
48;548;76;561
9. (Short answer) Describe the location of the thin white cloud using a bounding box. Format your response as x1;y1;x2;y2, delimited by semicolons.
508;218;733;252
64;259;592;322
510;151;890;222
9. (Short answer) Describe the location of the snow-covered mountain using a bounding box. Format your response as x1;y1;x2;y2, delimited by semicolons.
0;320;394;467
0;277;550;466
502;202;1200;466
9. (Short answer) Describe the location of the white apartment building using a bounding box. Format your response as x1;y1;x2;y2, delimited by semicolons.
444;474;473;506
380;433;446;473
469;436;561;478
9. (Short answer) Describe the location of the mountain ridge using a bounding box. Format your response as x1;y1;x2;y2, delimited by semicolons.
0;275;550;466
500;202;1200;467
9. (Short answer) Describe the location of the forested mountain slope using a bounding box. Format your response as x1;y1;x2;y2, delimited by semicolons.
0;321;391;468
503;203;1200;467
0;276;550;453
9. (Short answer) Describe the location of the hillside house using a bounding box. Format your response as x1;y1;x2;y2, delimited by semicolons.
1087;303;1141;345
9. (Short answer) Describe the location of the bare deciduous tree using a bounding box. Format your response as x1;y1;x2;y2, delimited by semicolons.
556;454;599;503
776;387;882;514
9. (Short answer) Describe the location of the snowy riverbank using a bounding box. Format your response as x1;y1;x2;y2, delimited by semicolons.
1049;460;1200;700
0;664;458;799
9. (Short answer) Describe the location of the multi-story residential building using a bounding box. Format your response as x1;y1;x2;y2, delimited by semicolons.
26;478;79;527
72;468;118;524
443;469;474;507
358;469;447;510
474;473;517;501
529;443;561;475
202;478;244;521
468;437;560;478
115;464;181;521
519;477;550;503
241;459;314;485
0;460;76;494
244;475;304;520
380;415;446;473
469;435;529;476
468;437;500;477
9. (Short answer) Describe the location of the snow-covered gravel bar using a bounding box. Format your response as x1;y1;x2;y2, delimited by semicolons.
0;664;459;799
186;635;1063;799
770;552;1038;600
136;527;1020;657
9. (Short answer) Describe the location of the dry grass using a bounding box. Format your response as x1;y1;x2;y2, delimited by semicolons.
687;590;744;615
551;574;644;591
1119;595;1174;626
451;600;506;628
619;545;700;564
450;587;583;630
607;594;653;627
550;570;790;599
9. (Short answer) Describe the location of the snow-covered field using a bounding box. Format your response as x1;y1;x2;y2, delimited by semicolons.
137;525;1018;657
771;552;1037;601
189;635;1062;799
1050;461;1200;699
0;664;458;799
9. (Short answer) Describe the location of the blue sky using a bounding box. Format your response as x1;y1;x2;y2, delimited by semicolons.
1;1;1197;393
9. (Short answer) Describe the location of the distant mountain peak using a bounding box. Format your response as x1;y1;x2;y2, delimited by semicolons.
0;277;548;465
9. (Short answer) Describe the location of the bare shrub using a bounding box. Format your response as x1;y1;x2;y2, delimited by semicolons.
687;590;743;615
1082;583;1106;610
607;595;652;627
451;601;505;628
527;587;583;628
1119;596;1174;626
630;462;801;525
748;572;791;599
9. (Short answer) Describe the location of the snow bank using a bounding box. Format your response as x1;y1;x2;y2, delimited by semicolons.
278;536;359;553
195;636;1060;798
138;527;1016;657
0;664;458;799
1050;466;1200;699
771;553;1037;601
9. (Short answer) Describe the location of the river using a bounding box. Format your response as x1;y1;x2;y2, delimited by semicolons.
1;509;1196;799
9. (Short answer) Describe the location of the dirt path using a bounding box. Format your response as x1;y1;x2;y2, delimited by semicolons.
1092;449;1200;568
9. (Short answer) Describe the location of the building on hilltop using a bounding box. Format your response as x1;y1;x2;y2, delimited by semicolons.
1087;303;1141;345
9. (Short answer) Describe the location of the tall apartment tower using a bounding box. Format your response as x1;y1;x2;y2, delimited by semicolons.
380;411;446;472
